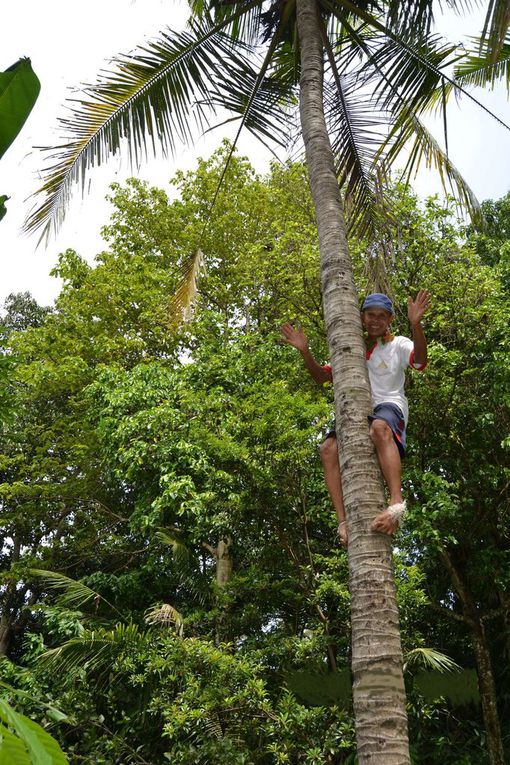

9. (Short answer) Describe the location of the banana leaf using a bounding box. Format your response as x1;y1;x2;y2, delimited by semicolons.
0;58;40;160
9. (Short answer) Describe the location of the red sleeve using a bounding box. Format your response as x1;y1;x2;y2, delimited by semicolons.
409;349;427;371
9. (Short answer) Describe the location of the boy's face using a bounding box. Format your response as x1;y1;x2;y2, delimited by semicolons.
361;307;393;338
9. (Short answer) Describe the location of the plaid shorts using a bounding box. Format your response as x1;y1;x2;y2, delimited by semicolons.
325;403;407;458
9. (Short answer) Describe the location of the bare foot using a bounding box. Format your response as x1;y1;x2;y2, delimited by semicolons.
371;501;406;536
371;509;399;536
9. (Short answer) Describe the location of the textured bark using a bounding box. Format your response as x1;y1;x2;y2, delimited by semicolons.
296;1;410;761
215;536;233;589
0;617;12;656
204;536;233;645
203;536;233;589
472;627;505;765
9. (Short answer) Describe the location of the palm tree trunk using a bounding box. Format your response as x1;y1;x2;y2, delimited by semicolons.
295;0;410;761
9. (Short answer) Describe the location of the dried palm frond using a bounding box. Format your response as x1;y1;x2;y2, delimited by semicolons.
145;603;184;636
168;249;206;326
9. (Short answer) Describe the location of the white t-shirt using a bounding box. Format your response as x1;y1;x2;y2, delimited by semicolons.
365;335;425;424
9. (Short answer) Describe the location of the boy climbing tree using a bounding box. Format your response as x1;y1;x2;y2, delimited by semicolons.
282;290;431;546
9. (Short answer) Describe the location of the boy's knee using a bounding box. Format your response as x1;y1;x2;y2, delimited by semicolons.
320;435;338;464
369;419;392;444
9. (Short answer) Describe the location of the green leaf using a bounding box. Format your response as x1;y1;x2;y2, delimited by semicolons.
0;195;8;222
0;58;40;160
403;647;461;674
0;723;32;765
0;700;68;765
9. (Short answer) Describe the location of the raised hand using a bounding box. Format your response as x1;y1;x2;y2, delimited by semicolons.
280;322;309;353
407;289;431;327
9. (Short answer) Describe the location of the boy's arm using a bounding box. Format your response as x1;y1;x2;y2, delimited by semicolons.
407;289;431;367
281;323;332;384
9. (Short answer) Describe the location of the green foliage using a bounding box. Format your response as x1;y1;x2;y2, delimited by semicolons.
0;698;68;765
2;151;509;763
0;194;8;222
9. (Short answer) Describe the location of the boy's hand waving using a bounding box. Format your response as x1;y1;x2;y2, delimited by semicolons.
281;323;309;353
407;289;431;328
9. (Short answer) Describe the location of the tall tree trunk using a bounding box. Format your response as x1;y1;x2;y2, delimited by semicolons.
0;616;12;656
472;624;505;765
295;0;410;762
204;536;233;644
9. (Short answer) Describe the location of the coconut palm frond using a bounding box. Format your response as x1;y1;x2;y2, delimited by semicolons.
203;0;264;46
145;603;184;635
359;32;458;114
324;74;389;238
384;108;482;225
169;249;206;325
317;18;392;239
403;647;462;674
454;34;510;90
39;623;150;680
384;0;436;35
206;1;298;148
479;0;510;61
330;21;481;226
23;8;260;241
330;0;510;133
156;528;192;567
30;568;120;618
156;528;211;607
207;56;295;147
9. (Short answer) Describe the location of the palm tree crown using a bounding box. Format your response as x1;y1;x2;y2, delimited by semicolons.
25;0;510;242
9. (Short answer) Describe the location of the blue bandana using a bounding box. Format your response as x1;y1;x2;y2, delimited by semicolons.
362;293;393;314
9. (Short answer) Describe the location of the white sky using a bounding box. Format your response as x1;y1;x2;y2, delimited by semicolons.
1;0;509;307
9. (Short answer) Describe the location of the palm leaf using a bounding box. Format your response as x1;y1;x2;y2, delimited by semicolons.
382;108;482;225
207;1;264;47
479;0;510;61
324;75;389;237
169;249;206;325
403;647;461;674
330;0;510;133
195;7;298;240
326;12;483;226
23;7;266;241
454;34;510;90
156;528;192;566
39;623;150;681
145;603;184;635
156;529;211;607
384;0;436;35
30;569;122;620
357;32;458;114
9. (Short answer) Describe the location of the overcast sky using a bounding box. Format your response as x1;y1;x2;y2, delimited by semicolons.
1;0;509;307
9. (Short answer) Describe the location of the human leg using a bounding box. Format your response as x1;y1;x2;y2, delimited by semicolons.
319;434;347;545
369;418;404;535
